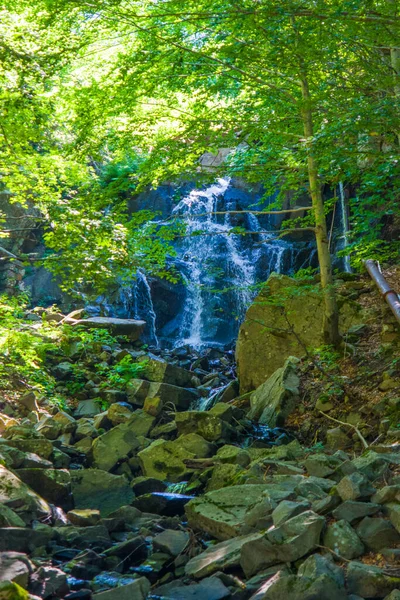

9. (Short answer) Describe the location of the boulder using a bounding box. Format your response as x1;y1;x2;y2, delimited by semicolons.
356;517;400;551
72;317;146;340
383;502;400;533
248;357;299;426
0;527;52;553
29;566;69;599
15;469;71;507
175;411;227;442
67;509;101;527
336;472;375;501
127;379;197;409
0;465;50;523
152;577;230;600
271;500;310;527
185;484;271;540
241;510;325;577
0;506;25;527
332;501;380;523
70;469;134;517
138;357;196;387
323;520;364;559
91;423;141;472
346;561;400;598
252;570;346;600
153;529;189;557
0;581;32;599
6;439;53;460
92;576;150;600
138;439;195;482
185;533;262;578
0;552;33;588
236;273;363;393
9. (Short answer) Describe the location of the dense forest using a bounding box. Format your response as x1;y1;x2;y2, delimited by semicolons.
0;2;400;600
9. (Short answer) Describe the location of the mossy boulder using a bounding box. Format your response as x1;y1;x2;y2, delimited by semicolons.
70;469;134;516
236;273;364;393
0;465;51;523
137;439;195;482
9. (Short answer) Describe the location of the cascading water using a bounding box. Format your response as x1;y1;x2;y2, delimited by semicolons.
119;271;159;346
113;178;316;348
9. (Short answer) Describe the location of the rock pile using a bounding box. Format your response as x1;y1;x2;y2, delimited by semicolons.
0;326;400;599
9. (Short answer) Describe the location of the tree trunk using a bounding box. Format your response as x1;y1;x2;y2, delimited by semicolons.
299;70;341;346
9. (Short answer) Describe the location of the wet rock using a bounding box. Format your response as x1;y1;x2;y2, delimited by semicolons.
92;575;150;599
346;561;400;598
133;492;193;516
185;533;262;578
138;439;195;482
0;465;51;523
186;484;271;540
131;477;167;496
332;501;380;523
0;552;33;588
153;529;189;556
248;357;299;427
71;469;134;517
355;516;400;551
323;520;364;559
241;510;324;577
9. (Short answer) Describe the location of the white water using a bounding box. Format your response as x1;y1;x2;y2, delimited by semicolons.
120;270;159;346
339;182;352;273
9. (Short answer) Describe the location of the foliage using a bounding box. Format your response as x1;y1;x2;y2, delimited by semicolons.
95;354;146;388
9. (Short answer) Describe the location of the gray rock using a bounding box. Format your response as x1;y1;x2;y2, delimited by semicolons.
241;510;324;577
0;527;52;553
303;453;342;478
15;468;71;507
356;517;400;551
139;356;196;387
297;553;345;588
153;529;189;557
152;576;231;600
251;571;347;600
138;438;195;482
91;421;142;471
271;500;310;527
0;552;33;588
185;533;262;578
175;411;228;442
72;317;146;340
127;379;197;409
30;566;69;599
74;399;101;418
71;469;134;517
0;465;51;523
384;503;400;533
323;520;364;559
332;501;380;523
248;357;299;427
347;561;400;598
352;452;389;481
186;484;271;540
371;485;400;504
336;472;375;501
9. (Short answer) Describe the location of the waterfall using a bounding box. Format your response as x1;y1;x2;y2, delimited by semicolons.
119;271;159;346
338;182;352;273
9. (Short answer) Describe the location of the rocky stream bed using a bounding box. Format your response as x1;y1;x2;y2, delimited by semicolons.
1;277;400;600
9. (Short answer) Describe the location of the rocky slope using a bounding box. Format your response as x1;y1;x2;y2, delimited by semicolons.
0;274;400;600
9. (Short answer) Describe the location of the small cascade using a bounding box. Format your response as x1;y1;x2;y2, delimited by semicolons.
119;271;159;346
